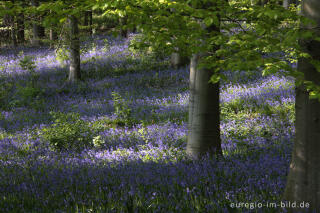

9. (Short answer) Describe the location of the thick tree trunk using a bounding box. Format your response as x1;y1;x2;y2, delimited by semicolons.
186;2;222;159
186;53;222;159
68;15;81;82
283;0;320;211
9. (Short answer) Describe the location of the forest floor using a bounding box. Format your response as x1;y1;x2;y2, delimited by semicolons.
0;34;295;212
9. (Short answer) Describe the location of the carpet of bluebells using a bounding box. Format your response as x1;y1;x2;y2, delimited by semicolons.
0;34;295;212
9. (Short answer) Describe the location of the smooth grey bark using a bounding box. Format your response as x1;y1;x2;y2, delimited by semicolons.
283;0;320;211
68;15;81;82
186;53;222;159
186;2;222;159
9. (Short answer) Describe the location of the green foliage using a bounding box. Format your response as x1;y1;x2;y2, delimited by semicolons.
19;53;36;73
111;91;132;121
92;135;104;148
8;83;44;109
0;81;14;109
55;46;70;65
40;112;94;152
19;53;39;85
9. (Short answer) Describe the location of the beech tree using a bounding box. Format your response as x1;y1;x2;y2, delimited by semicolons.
283;0;320;211
68;14;81;82
186;2;222;158
31;0;90;82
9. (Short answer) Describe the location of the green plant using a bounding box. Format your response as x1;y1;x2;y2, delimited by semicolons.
0;81;14;109
19;53;39;85
19;53;36;73
10;84;44;108
103;38;110;52
41;112;94;152
55;46;70;65
111;91;132;121
92;135;104;148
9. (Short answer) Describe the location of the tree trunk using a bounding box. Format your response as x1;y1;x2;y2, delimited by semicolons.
31;0;40;46
170;52;189;69
11;19;17;47
186;2;222;159
283;0;320;211
38;25;45;38
120;17;128;38
68;15;81;82
2;10;11;46
258;0;268;6
17;13;25;43
186;53;222;159
49;10;57;42
10;0;17;47
49;29;57;41
84;10;93;35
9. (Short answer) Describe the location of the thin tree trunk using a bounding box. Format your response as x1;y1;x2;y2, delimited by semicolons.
49;10;57;42
84;11;88;26
89;11;93;35
120;17;128;38
3;10;11;46
170;51;189;69
16;0;25;43
39;25;45;38
84;10;93;35
10;0;17;47
11;19;17;47
17;13;24;43
49;29;57;41
31;0;40;46
258;0;268;6
283;0;320;211
68;15;81;82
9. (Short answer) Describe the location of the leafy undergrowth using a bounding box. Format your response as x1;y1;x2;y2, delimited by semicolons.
0;34;295;212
